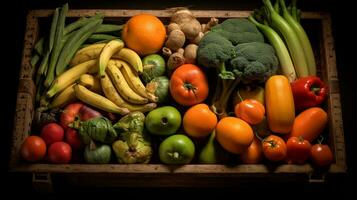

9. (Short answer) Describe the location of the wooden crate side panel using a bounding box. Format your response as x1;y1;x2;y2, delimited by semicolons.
9;11;38;167
321;14;346;170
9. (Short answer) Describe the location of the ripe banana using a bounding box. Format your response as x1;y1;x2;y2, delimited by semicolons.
78;74;102;94
70;46;103;66
106;62;148;104
49;83;76;108
118;60;147;97
76;43;106;55
113;48;143;73
74;84;129;115
100;71;157;113
47;59;98;98
99;39;124;77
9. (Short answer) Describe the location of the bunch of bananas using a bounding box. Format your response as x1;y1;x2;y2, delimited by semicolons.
47;39;157;115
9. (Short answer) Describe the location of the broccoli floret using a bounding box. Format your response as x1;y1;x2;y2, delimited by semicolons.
197;32;236;68
230;42;278;83
211;18;265;45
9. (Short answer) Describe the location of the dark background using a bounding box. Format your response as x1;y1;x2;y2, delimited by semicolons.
2;0;355;198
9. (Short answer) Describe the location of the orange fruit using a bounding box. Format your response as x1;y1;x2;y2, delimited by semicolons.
216;117;254;154
183;104;217;138
122;14;166;56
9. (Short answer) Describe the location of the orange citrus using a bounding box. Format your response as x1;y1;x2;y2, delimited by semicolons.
122;14;166;56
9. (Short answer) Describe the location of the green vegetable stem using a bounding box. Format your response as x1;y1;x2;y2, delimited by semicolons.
263;0;309;77
279;0;316;75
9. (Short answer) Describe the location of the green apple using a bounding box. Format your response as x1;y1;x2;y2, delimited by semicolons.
145;106;181;136
159;134;195;164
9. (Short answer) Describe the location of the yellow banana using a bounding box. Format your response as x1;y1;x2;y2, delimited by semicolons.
100;71;157;113
70;47;103;67
99;39;125;77
47;59;98;98
78;74;102;94
76;43;106;55
113;48;143;73
49;83;76;109
106;62;148;104
74;84;129;115
118;60;147;96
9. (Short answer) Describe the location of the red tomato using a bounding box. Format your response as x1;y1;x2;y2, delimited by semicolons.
20;136;47;162
65;128;83;150
262;135;287;161
40;123;64;146
310;144;334;167
235;99;265;125
47;142;72;164
286;136;312;164
170;64;209;106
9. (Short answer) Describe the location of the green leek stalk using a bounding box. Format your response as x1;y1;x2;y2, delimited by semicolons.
291;0;298;22
279;0;316;76
249;16;296;82
263;0;309;77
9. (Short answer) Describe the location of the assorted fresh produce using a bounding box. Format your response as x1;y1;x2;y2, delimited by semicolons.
22;1;333;168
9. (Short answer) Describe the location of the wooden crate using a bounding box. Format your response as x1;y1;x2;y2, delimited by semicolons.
8;9;346;187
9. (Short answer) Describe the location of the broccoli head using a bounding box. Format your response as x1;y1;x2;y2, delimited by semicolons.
196;18;279;117
230;42;278;83
211;18;265;45
197;32;236;69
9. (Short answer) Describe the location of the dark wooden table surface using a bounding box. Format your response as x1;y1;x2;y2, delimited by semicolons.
2;0;355;198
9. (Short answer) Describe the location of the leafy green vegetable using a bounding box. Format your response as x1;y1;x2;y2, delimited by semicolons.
78;117;118;144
